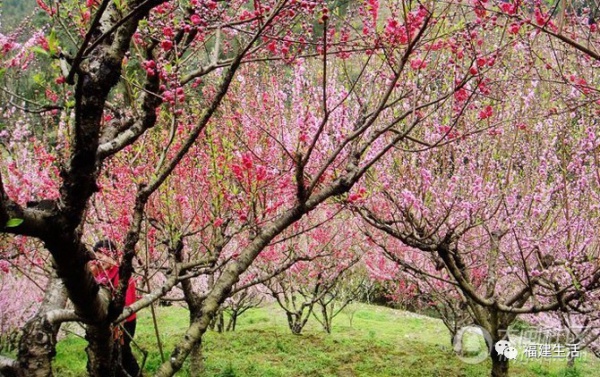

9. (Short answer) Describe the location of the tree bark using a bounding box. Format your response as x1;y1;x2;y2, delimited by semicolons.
490;352;509;377
174;241;206;376
85;323;116;377
567;354;575;368
0;356;19;377
287;313;303;335
16;274;68;377
319;303;332;334
226;313;237;332
186;307;205;376
189;342;204;377
490;326;510;377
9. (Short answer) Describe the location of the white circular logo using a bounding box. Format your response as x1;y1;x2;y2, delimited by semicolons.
452;325;494;364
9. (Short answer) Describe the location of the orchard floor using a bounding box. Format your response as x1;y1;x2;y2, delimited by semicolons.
49;303;599;377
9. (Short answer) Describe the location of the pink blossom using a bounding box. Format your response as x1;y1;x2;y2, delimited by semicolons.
190;14;202;25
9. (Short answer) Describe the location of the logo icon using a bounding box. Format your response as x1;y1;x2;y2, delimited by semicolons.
494;340;510;355
504;346;518;360
495;339;518;360
452;325;494;364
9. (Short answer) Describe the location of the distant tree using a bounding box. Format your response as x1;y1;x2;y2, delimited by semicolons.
262;219;359;334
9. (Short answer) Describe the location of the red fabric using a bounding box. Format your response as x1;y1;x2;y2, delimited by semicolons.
95;266;138;322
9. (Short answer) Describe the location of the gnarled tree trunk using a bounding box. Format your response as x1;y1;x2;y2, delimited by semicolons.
15;274;67;377
490;347;509;377
489;323;511;377
84;323;116;377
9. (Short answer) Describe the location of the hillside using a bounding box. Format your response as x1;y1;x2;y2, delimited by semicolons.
50;304;600;377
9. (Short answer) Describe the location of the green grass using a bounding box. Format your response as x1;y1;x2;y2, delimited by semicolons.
36;304;600;376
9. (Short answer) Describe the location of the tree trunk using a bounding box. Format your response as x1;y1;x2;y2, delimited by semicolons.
321;305;332;334
187;305;206;376
490;354;509;377
189;342;204;377
17;316;59;377
16;275;68;377
291;322;303;335
226;312;237;332
0;356;19;377
85;324;116;377
490;333;509;377
286;313;304;335
487;316;512;377
567;354;575;368
216;312;224;333
175;240;205;375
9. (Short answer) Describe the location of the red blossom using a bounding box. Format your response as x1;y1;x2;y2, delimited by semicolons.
241;153;253;169
256;166;267;181
37;36;50;51
162;27;174;38
2;41;15;53
454;88;468;102
410;58;427;70
36;0;54;15
499;3;516;15
478;105;493;120
161;40;173;51
366;0;379;23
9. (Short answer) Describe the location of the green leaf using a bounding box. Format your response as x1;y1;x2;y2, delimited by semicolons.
48;29;59;55
33;73;45;86
31;46;49;56
5;218;23;227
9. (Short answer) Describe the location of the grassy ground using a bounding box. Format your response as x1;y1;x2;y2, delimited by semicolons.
48;303;599;376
